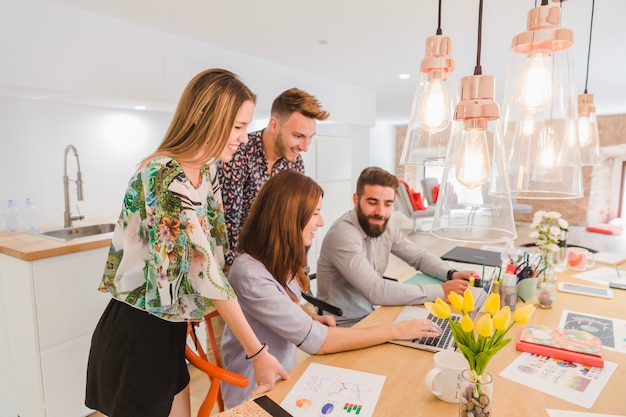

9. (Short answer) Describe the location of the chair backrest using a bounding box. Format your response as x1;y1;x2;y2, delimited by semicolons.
303;273;343;316
186;314;248;416
421;177;439;206
395;179;417;215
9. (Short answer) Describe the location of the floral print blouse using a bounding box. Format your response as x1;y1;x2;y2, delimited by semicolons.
99;157;235;322
219;129;304;265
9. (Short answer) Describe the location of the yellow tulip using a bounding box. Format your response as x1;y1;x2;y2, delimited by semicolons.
434;298;451;319
460;314;474;332
462;288;474;312
476;314;493;337
492;306;511;330
484;293;500;316
448;292;464;313
513;303;536;325
424;302;437;317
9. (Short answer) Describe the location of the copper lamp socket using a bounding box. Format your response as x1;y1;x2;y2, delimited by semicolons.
578;93;596;117
454;75;500;123
511;4;573;54
420;34;455;74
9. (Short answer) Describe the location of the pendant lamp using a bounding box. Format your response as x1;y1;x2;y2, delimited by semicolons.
400;0;457;166
501;0;582;199
431;0;517;243
578;0;601;166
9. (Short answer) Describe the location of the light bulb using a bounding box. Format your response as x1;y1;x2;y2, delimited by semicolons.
418;77;451;133
455;121;491;190
517;51;553;112
578;116;597;147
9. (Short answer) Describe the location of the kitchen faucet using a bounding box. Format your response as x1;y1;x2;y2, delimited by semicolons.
64;144;84;227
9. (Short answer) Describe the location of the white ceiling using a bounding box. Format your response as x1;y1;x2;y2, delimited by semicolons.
43;0;626;123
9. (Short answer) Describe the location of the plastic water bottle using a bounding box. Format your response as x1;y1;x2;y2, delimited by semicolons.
4;200;19;232
22;198;37;231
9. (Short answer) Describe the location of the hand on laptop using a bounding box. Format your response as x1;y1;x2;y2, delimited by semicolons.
395;318;443;340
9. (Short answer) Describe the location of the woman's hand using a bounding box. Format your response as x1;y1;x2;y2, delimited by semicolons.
250;349;290;396
396;318;442;341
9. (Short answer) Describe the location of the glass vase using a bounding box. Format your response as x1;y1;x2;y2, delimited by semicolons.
536;281;556;308
536;258;557;308
459;369;493;417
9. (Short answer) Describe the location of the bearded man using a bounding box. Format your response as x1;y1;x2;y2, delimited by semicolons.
316;167;471;326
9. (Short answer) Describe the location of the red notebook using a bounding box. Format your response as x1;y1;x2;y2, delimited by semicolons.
515;324;604;368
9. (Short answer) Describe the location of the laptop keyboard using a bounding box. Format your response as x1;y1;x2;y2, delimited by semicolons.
410;313;459;349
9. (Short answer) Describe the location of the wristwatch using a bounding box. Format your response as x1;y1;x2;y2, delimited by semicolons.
446;269;458;281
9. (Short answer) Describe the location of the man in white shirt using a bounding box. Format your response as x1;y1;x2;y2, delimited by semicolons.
316;167;471;326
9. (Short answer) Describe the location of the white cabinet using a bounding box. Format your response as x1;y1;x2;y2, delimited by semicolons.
0;248;110;417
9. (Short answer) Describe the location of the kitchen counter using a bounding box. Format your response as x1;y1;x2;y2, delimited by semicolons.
0;230;111;261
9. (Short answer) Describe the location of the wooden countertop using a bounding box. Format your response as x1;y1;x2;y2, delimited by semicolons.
0;229;112;261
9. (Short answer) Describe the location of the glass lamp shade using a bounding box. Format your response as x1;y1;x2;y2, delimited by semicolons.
400;34;457;166
578;93;601;166
501;3;582;199
431;75;517;243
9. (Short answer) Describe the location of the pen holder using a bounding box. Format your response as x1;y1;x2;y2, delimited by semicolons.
499;284;517;311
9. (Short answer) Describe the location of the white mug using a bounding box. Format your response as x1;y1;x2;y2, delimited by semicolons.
424;351;467;403
566;248;596;271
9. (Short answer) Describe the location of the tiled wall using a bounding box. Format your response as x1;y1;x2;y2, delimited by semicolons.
395;114;626;226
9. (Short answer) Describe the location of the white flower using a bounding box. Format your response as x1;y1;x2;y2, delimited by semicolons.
530;210;568;258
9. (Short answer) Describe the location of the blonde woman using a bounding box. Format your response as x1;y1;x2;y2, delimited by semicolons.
86;69;288;417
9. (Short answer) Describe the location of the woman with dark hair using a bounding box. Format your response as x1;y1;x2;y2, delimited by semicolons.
85;68;287;417
221;170;442;408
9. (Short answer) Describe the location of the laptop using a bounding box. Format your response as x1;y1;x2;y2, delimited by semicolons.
440;246;502;267
389;281;494;352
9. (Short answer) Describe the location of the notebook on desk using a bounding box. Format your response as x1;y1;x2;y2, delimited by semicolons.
389;283;493;352
440;246;502;267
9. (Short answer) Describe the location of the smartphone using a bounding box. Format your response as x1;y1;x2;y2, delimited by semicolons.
557;282;613;299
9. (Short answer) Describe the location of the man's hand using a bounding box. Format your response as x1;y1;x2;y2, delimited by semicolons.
450;270;473;281
441;278;469;302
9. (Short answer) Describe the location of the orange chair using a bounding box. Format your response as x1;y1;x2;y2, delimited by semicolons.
186;312;248;416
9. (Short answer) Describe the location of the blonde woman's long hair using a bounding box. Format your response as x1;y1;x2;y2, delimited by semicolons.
141;68;255;167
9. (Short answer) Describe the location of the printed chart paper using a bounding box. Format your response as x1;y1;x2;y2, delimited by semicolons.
280;363;385;417
499;352;617;409
547;410;626;417
572;267;626;286
558;309;626;353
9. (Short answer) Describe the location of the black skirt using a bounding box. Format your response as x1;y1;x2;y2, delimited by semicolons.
85;298;189;417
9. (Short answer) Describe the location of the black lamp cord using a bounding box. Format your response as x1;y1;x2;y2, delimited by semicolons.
436;0;443;35
473;0;483;76
584;0;595;95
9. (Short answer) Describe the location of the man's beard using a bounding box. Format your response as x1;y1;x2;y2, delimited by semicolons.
356;203;389;238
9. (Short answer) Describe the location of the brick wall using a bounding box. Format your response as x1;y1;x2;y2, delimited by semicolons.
395;114;626;226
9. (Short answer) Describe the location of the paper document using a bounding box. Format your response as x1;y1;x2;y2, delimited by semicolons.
558;310;626;353
280;363;385;417
547;410;626;417
572;267;626;286
499;352;616;409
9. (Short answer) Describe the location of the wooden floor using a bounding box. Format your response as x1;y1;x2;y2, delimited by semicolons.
88;211;626;416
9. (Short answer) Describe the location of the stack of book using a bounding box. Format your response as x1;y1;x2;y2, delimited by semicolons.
515;324;604;367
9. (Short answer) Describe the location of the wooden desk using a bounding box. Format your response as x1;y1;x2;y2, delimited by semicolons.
268;269;626;416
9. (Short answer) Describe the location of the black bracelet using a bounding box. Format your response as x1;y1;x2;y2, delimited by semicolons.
245;343;267;360
447;269;457;281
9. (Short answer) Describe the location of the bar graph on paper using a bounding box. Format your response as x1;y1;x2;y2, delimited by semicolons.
281;363;385;417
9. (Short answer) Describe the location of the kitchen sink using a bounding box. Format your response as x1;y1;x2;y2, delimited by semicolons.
34;222;116;241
